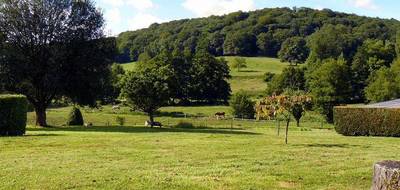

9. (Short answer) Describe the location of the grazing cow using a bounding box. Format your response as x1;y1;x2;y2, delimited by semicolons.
145;121;162;128
215;112;226;120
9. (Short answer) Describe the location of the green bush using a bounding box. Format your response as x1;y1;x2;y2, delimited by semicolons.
334;106;400;137
115;116;125;126
175;122;195;129
67;106;84;126
230;91;255;119
264;72;275;82
0;95;28;136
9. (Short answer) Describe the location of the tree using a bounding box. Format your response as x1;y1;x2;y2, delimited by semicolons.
224;31;257;56
256;95;312;144
307;57;352;123
0;0;114;126
229;91;255;119
365;60;400;102
232;57;247;72
278;37;309;65
190;50;231;103
266;67;306;95
120;68;170;126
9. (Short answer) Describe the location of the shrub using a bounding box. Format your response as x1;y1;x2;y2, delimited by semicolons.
334;106;400;137
0;95;28;136
264;72;275;82
230;91;255;119
66;106;84;126
175;122;195;129
115;116;126;126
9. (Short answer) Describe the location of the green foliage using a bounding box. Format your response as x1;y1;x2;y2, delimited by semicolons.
365;61;400;102
263;72;275;82
308;57;352;123
175;122;195;129
115;116;126;126
116;8;399;61
0;95;27;136
229;91;255;119
266;67;305;95
67;107;84;126
334;107;400;137
278;37;309;65
121;67;170;122
232;57;247;72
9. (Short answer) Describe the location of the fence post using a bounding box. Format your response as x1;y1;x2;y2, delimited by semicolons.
231;117;234;130
277;119;280;136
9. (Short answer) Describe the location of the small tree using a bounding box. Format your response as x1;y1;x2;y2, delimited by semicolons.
256;95;312;144
232;57;247;72
67;106;84;126
229;91;255;119
120;68;170;127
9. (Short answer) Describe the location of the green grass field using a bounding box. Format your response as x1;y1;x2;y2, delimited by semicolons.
0;106;398;189
120;57;289;97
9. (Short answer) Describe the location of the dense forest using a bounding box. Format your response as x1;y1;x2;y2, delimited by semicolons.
116;7;400;62
116;7;400;122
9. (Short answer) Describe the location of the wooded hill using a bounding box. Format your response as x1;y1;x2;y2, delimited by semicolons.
116;7;400;63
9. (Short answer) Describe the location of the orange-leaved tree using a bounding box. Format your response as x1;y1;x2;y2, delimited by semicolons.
256;95;312;144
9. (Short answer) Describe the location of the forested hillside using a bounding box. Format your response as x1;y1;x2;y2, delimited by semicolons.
116;7;400;62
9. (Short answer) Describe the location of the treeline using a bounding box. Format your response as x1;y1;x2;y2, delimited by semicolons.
116;7;400;62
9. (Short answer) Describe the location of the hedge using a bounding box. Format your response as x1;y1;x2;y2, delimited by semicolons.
334;106;400;137
0;94;28;136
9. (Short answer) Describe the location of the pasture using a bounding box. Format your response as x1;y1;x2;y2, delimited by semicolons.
0;106;398;189
120;57;289;97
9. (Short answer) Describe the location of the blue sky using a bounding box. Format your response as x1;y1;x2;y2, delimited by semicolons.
95;0;400;35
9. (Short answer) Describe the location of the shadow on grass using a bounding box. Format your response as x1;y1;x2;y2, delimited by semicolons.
27;126;261;135
293;143;359;148
25;134;65;137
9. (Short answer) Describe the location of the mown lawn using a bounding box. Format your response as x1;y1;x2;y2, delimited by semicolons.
0;106;398;189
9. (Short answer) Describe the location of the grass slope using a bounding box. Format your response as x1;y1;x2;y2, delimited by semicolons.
119;57;288;97
1;106;398;189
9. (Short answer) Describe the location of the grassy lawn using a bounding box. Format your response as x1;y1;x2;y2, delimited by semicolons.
0;106;398;189
120;57;289;97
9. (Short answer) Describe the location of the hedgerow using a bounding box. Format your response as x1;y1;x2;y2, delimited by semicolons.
0;95;28;136
334;106;400;137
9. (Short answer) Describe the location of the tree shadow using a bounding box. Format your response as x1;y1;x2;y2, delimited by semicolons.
238;70;259;73
25;134;65;137
27;126;261;135
293;143;360;148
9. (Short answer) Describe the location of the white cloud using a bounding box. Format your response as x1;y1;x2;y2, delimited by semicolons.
126;0;154;10
104;8;123;35
129;13;164;30
182;0;255;17
347;0;378;10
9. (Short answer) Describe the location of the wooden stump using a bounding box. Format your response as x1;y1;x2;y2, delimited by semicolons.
372;161;400;190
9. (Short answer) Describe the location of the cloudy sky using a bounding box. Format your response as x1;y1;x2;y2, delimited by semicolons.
96;0;400;35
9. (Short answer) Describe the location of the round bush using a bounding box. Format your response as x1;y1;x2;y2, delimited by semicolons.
0;94;28;136
67;106;84;126
229;91;255;119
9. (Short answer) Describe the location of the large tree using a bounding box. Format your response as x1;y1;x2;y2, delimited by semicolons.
0;0;115;126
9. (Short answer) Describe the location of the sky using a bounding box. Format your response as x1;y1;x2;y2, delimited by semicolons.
95;0;400;35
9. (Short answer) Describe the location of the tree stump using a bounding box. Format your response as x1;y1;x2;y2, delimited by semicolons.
372;161;400;190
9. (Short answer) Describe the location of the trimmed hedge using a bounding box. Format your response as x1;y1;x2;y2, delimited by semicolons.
334;106;400;137
0;95;28;136
67;106;84;126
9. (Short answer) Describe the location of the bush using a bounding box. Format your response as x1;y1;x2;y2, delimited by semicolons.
115;116;126;126
264;72;275;82
0;95;28;136
230;91;255;119
67;106;84;126
175;122;195;129
334;106;400;137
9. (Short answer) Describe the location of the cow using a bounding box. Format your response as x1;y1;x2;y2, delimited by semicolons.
145;121;162;128
215;112;226;120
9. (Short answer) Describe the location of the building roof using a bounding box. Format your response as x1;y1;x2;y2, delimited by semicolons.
365;99;400;108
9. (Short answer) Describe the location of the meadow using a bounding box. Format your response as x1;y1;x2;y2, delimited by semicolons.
0;106;398;189
121;56;289;97
1;57;396;189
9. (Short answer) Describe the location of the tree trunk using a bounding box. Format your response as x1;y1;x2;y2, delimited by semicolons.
372;161;400;190
149;113;154;128
296;119;300;128
285;120;290;144
35;106;47;127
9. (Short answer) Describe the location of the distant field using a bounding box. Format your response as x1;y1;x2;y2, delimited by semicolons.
0;106;397;189
120;57;288;97
121;62;137;71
